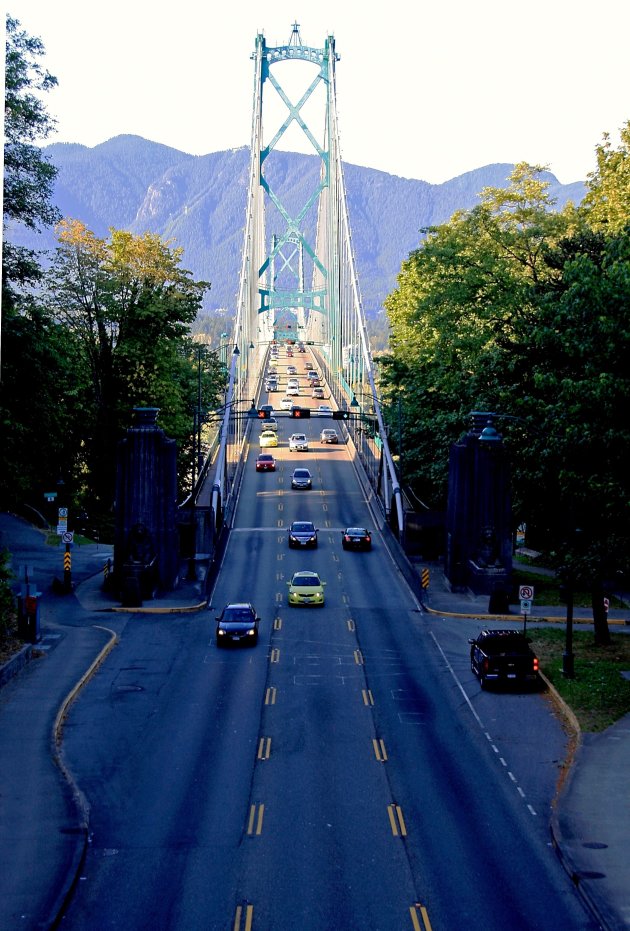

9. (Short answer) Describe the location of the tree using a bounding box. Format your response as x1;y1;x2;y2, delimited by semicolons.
524;227;630;643
3;14;60;302
381;164;573;507
582;120;630;233
0;16;83;514
43;220;219;514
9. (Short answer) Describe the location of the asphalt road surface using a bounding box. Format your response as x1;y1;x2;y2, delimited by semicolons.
59;409;597;929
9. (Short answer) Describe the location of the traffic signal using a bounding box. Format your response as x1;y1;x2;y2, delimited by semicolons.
332;410;350;420
291;407;311;418
257;409;270;419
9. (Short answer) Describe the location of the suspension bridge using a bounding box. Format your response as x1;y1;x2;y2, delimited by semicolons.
187;24;403;569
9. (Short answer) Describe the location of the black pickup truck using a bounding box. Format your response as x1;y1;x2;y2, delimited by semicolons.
469;629;539;690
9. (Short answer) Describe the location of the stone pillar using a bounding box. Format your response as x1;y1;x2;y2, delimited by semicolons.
114;408;179;602
445;413;512;597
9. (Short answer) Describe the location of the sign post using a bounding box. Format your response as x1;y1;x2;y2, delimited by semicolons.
519;585;534;634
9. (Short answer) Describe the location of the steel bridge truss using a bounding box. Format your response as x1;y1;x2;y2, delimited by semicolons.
207;24;403;539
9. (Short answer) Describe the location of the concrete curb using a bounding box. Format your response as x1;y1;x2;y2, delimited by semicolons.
107;601;208;614
0;643;33;689
422;603;628;625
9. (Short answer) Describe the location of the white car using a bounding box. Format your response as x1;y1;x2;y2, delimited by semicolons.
280;396;293;410
286;384;299;396
289;433;309;452
317;405;333;415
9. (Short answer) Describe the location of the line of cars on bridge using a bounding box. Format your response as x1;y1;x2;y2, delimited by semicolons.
215;344;373;644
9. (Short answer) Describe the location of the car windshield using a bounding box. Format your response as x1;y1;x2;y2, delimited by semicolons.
293;470;310;478
294;575;320;587
292;522;314;532
223;607;253;622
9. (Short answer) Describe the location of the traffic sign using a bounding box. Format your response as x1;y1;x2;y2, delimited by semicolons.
519;585;534;601
520;599;532;615
62;531;74;544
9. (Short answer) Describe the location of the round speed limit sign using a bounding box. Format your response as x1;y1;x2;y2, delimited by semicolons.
519;584;534;601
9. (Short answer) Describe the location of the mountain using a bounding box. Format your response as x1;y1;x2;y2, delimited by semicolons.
7;135;586;317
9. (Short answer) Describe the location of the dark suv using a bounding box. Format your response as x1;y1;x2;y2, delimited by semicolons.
469;629;539;690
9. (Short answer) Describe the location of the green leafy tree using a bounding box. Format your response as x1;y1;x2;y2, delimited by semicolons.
582;120;630;233
0;16;85;514
523;227;630;643
43;220;220;514
381;164;573;506
3;14;60;302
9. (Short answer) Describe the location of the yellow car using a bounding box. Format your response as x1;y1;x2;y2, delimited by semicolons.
287;570;326;606
259;430;278;448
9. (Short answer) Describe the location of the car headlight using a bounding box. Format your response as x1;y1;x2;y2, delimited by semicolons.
247;629;255;636
217;628;226;636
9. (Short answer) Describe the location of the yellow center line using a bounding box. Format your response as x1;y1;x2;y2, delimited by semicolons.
247;803;265;835
347;618;355;631
362;689;374;706
265;686;277;705
271;648;280;663
354;649;364;665
373;738;388;762
234;904;254;931
387;804;407;836
410;904;433;931
257;737;271;760
274;617;282;630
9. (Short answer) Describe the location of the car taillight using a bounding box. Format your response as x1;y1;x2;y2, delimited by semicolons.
344;535;350;541
533;657;539;672
483;658;489;673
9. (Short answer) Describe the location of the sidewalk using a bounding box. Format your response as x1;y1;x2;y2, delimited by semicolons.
1;514;630;930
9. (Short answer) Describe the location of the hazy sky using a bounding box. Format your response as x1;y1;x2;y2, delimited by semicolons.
10;0;630;184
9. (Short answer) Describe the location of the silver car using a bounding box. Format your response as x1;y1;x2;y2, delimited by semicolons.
289;433;309;451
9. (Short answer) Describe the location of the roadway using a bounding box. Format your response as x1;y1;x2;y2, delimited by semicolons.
58;347;597;930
